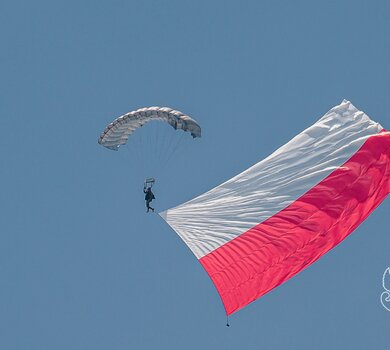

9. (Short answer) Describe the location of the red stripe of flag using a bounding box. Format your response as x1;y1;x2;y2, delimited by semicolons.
200;131;390;315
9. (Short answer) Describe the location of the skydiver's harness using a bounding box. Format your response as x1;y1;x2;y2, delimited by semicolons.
144;178;156;212
144;178;155;200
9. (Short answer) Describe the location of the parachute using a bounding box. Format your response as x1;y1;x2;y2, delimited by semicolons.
159;100;390;316
98;106;201;151
98;106;201;184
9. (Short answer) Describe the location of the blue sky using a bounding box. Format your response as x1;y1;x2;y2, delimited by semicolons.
1;1;390;349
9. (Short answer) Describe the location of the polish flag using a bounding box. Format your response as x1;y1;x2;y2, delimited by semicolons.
160;100;390;315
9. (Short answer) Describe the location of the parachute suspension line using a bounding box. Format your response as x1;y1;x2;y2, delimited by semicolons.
133;133;142;166
160;133;174;168
149;123;158;174
149;122;160;176
150;134;155;175
140;125;151;177
153;121;164;169
133;128;146;177
144;125;150;173
153;121;161;160
155;124;166;162
161;131;186;172
172;130;185;154
167;127;184;161
159;129;176;166
157;126;168;163
145;125;154;176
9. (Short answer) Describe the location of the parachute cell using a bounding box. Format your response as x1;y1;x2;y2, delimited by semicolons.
98;106;201;150
159;100;390;315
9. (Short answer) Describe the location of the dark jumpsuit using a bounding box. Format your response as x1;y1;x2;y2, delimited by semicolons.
144;187;155;212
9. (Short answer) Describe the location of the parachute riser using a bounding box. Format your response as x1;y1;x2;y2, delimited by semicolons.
144;177;155;189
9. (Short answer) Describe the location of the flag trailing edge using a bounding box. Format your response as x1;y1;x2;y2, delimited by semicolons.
159;100;390;315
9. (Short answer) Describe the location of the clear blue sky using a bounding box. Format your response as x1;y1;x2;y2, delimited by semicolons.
1;1;390;349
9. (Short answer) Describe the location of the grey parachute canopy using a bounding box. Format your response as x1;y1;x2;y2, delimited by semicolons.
98;106;201;150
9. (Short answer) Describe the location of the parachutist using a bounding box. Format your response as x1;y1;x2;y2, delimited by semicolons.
144;186;155;213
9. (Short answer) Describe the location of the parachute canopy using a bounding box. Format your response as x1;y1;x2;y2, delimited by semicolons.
98;106;201;150
160;100;390;315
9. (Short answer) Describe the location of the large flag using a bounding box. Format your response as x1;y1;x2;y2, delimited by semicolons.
160;100;390;315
